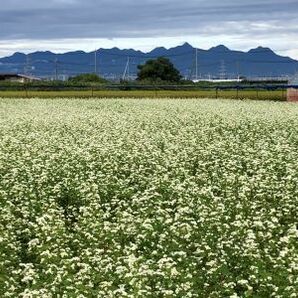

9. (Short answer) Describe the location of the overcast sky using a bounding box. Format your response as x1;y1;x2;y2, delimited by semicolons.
0;0;298;59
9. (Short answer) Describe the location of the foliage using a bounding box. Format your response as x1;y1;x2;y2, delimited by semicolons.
0;98;297;297
0;89;287;101
137;57;182;82
68;73;107;84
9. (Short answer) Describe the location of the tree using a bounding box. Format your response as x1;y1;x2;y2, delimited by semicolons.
68;73;107;83
137;57;182;83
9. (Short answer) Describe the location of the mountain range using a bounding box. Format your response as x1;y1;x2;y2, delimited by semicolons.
0;43;297;80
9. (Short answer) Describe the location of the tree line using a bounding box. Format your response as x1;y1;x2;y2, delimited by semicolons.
70;57;182;84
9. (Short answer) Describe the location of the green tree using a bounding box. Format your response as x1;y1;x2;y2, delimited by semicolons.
68;73;107;84
137;57;182;83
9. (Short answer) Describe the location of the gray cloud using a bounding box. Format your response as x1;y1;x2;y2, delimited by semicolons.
0;0;298;59
0;0;297;39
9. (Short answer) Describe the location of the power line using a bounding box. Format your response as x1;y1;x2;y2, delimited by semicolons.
13;50;298;69
4;47;298;80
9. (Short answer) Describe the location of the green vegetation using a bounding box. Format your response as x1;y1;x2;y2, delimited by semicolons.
0;98;297;297
0;76;288;101
68;73;108;84
0;89;287;100
137;57;182;82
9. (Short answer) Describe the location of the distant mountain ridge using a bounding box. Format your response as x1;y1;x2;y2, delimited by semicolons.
0;42;297;80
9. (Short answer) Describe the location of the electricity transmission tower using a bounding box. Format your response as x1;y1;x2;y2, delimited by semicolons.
219;60;227;80
195;48;198;81
24;55;31;75
236;61;240;80
188;48;199;81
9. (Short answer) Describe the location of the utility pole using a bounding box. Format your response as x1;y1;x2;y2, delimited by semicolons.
54;58;58;81
195;48;198;81
94;49;97;75
236;61;240;81
127;57;130;80
122;57;130;81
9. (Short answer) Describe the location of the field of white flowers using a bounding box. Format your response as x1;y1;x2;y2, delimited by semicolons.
0;98;297;297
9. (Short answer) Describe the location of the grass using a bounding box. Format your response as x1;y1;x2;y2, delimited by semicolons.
0;89;287;100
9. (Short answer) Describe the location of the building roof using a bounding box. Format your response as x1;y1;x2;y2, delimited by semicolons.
0;73;41;81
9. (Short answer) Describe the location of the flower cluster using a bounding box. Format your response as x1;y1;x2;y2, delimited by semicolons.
0;98;297;297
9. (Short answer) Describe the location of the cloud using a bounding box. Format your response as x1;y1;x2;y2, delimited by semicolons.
0;0;297;58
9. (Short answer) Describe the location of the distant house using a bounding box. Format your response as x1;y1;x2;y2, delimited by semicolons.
0;73;41;83
287;74;298;102
192;78;243;83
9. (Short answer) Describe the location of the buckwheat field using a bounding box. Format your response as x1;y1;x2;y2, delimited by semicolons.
0;98;297;298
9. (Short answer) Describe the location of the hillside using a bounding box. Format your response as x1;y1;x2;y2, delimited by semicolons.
0;43;297;79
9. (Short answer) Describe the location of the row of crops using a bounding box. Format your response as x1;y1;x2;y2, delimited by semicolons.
0;98;297;297
0;89;287;100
